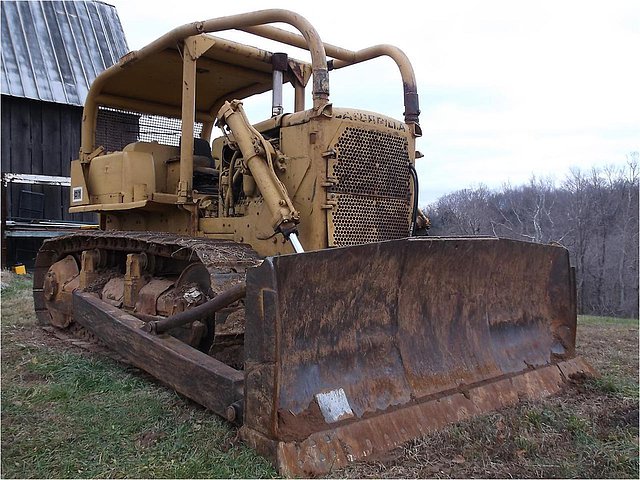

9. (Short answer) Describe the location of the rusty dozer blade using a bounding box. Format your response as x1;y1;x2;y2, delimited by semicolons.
241;236;593;476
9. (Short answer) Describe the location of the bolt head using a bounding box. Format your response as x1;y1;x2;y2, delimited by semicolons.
226;405;237;422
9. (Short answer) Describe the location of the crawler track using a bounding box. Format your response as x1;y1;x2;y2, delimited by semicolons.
33;231;262;357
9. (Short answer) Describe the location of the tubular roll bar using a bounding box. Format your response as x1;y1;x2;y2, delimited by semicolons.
80;9;420;159
242;25;420;125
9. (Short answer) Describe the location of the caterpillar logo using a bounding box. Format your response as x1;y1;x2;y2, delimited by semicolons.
335;111;406;131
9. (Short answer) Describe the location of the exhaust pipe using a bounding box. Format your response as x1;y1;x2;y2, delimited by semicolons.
271;53;288;117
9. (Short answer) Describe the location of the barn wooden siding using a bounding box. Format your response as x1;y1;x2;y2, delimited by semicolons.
1;95;95;223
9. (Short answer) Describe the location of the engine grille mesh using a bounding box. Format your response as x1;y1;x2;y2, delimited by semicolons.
96;107;203;153
329;127;412;246
331;127;411;199
332;196;413;246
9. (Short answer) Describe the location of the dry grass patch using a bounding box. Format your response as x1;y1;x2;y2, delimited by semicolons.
1;270;35;326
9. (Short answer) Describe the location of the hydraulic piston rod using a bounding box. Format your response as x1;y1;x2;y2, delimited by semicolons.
288;232;305;253
216;100;300;235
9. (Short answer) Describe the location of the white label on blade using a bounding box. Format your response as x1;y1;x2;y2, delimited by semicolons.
315;388;354;423
72;187;83;202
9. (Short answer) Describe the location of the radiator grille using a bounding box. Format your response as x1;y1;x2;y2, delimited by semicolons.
329;127;412;247
332;127;411;199
332;196;412;246
96;107;203;153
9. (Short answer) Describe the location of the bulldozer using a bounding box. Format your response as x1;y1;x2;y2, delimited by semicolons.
33;9;593;476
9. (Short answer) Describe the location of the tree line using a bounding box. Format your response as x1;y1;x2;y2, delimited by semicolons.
423;153;639;318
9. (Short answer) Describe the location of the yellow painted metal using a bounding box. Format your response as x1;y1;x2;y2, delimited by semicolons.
13;264;26;275
70;107;415;256
178;35;217;202
178;38;196;201
69;9;419;255
79;9;330;161
216;100;299;233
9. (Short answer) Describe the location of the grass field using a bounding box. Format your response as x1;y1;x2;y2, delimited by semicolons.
1;270;638;478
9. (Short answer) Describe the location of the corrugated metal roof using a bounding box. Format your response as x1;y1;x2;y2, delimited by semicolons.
1;0;128;106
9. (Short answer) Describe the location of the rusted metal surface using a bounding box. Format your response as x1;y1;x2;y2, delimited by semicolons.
34;230;261;273
175;263;213;295
243;236;581;475
243;357;594;477
102;277;125;307
30;8;594;474
34;231;258;424
73;291;244;422
42;255;80;328
145;283;246;334
135;279;174;315
32;230;260;347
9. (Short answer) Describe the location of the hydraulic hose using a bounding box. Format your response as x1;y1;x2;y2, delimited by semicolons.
409;163;419;236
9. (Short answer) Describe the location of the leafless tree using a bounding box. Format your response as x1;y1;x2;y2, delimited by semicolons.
424;154;639;318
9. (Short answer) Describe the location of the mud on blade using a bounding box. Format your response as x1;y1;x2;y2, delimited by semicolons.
241;236;592;476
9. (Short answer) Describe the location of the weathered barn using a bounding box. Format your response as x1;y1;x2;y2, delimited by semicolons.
1;0;129;267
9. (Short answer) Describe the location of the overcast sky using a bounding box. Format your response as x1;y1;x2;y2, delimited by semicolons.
108;0;639;205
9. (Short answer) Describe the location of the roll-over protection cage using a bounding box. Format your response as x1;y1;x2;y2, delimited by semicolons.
79;9;420;203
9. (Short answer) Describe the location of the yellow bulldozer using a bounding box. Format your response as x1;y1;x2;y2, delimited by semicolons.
34;9;593;476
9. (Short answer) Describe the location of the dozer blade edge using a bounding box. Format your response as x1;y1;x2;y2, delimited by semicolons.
241;236;594;476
